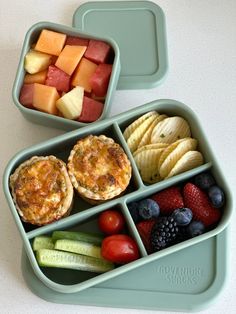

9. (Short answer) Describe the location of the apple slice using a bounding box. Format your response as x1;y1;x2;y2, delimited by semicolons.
24;49;52;74
56;86;84;120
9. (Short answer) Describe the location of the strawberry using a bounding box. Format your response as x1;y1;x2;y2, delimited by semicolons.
136;219;156;253
151;186;184;215
183;183;221;227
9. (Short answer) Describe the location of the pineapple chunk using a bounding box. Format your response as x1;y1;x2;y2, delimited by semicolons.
24;49;52;74
56;86;84;120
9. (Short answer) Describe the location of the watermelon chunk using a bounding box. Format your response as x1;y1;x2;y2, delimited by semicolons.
78;96;104;122
19;83;34;108
84;40;111;64
65;36;89;47
90;64;112;97
45;65;70;92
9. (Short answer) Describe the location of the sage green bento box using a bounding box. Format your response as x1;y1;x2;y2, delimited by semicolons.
3;99;233;293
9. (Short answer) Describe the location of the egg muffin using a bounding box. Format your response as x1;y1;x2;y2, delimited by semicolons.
67;135;132;203
10;156;74;225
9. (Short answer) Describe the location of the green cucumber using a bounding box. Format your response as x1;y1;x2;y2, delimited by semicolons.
52;230;103;246
32;236;54;251
54;239;102;259
36;249;114;273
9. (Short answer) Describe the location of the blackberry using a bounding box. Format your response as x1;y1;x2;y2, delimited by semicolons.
174;226;190;244
151;216;179;252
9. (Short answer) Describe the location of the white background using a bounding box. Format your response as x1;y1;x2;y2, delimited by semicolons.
0;0;236;313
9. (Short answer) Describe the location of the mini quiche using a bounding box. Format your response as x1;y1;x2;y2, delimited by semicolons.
68;135;132;203
10;156;74;226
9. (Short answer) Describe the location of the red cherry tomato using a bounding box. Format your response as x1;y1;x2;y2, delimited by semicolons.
101;234;140;264
98;210;125;235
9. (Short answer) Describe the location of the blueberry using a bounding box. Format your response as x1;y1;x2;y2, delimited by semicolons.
137;199;160;220
171;207;193;226
187;221;205;238
194;172;215;190
208;185;225;208
127;202;140;223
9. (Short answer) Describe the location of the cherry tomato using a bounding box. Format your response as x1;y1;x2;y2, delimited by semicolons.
101;234;140;264
98;210;125;235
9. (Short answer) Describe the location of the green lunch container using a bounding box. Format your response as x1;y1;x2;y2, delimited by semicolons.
12;21;121;131
12;1;168;131
3;99;233;294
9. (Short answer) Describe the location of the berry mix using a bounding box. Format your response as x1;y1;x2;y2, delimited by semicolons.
128;172;225;254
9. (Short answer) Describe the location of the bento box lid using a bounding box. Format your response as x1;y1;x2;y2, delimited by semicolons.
73;1;168;90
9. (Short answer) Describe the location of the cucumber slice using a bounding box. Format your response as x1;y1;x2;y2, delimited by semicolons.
52;230;103;245
36;249;114;273
32;236;54;251
54;239;102;259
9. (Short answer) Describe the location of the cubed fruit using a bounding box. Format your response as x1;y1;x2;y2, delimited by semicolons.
91;92;105;102
33;83;60;115
90;64;112;97
55;45;87;75
24;70;47;84
65;36;89;47
50;55;59;65
71;57;97;92
78;96;103;122
45;65;70;92
24;50;52;74
19;83;35;108
34;29;66;56
84;40;111;64
56;86;84;120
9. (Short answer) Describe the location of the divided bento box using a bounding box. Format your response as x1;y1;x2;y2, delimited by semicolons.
3;99;233;293
3;0;233;308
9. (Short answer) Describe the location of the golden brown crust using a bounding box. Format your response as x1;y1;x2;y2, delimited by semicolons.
67;135;132;202
10;156;74;225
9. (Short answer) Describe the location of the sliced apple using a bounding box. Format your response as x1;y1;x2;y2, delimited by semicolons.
56;86;84;120
24;49;52;74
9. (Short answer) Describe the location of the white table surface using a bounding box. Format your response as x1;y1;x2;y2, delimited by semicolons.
1;0;236;313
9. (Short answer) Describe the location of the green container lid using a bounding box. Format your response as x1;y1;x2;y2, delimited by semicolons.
73;1;168;89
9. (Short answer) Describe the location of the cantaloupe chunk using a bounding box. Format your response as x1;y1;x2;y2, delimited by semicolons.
71;57;97;92
35;29;66;56
55;45;87;75
24;50;52;74
24;70;47;84
33;83;59;115
56;86;84;120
